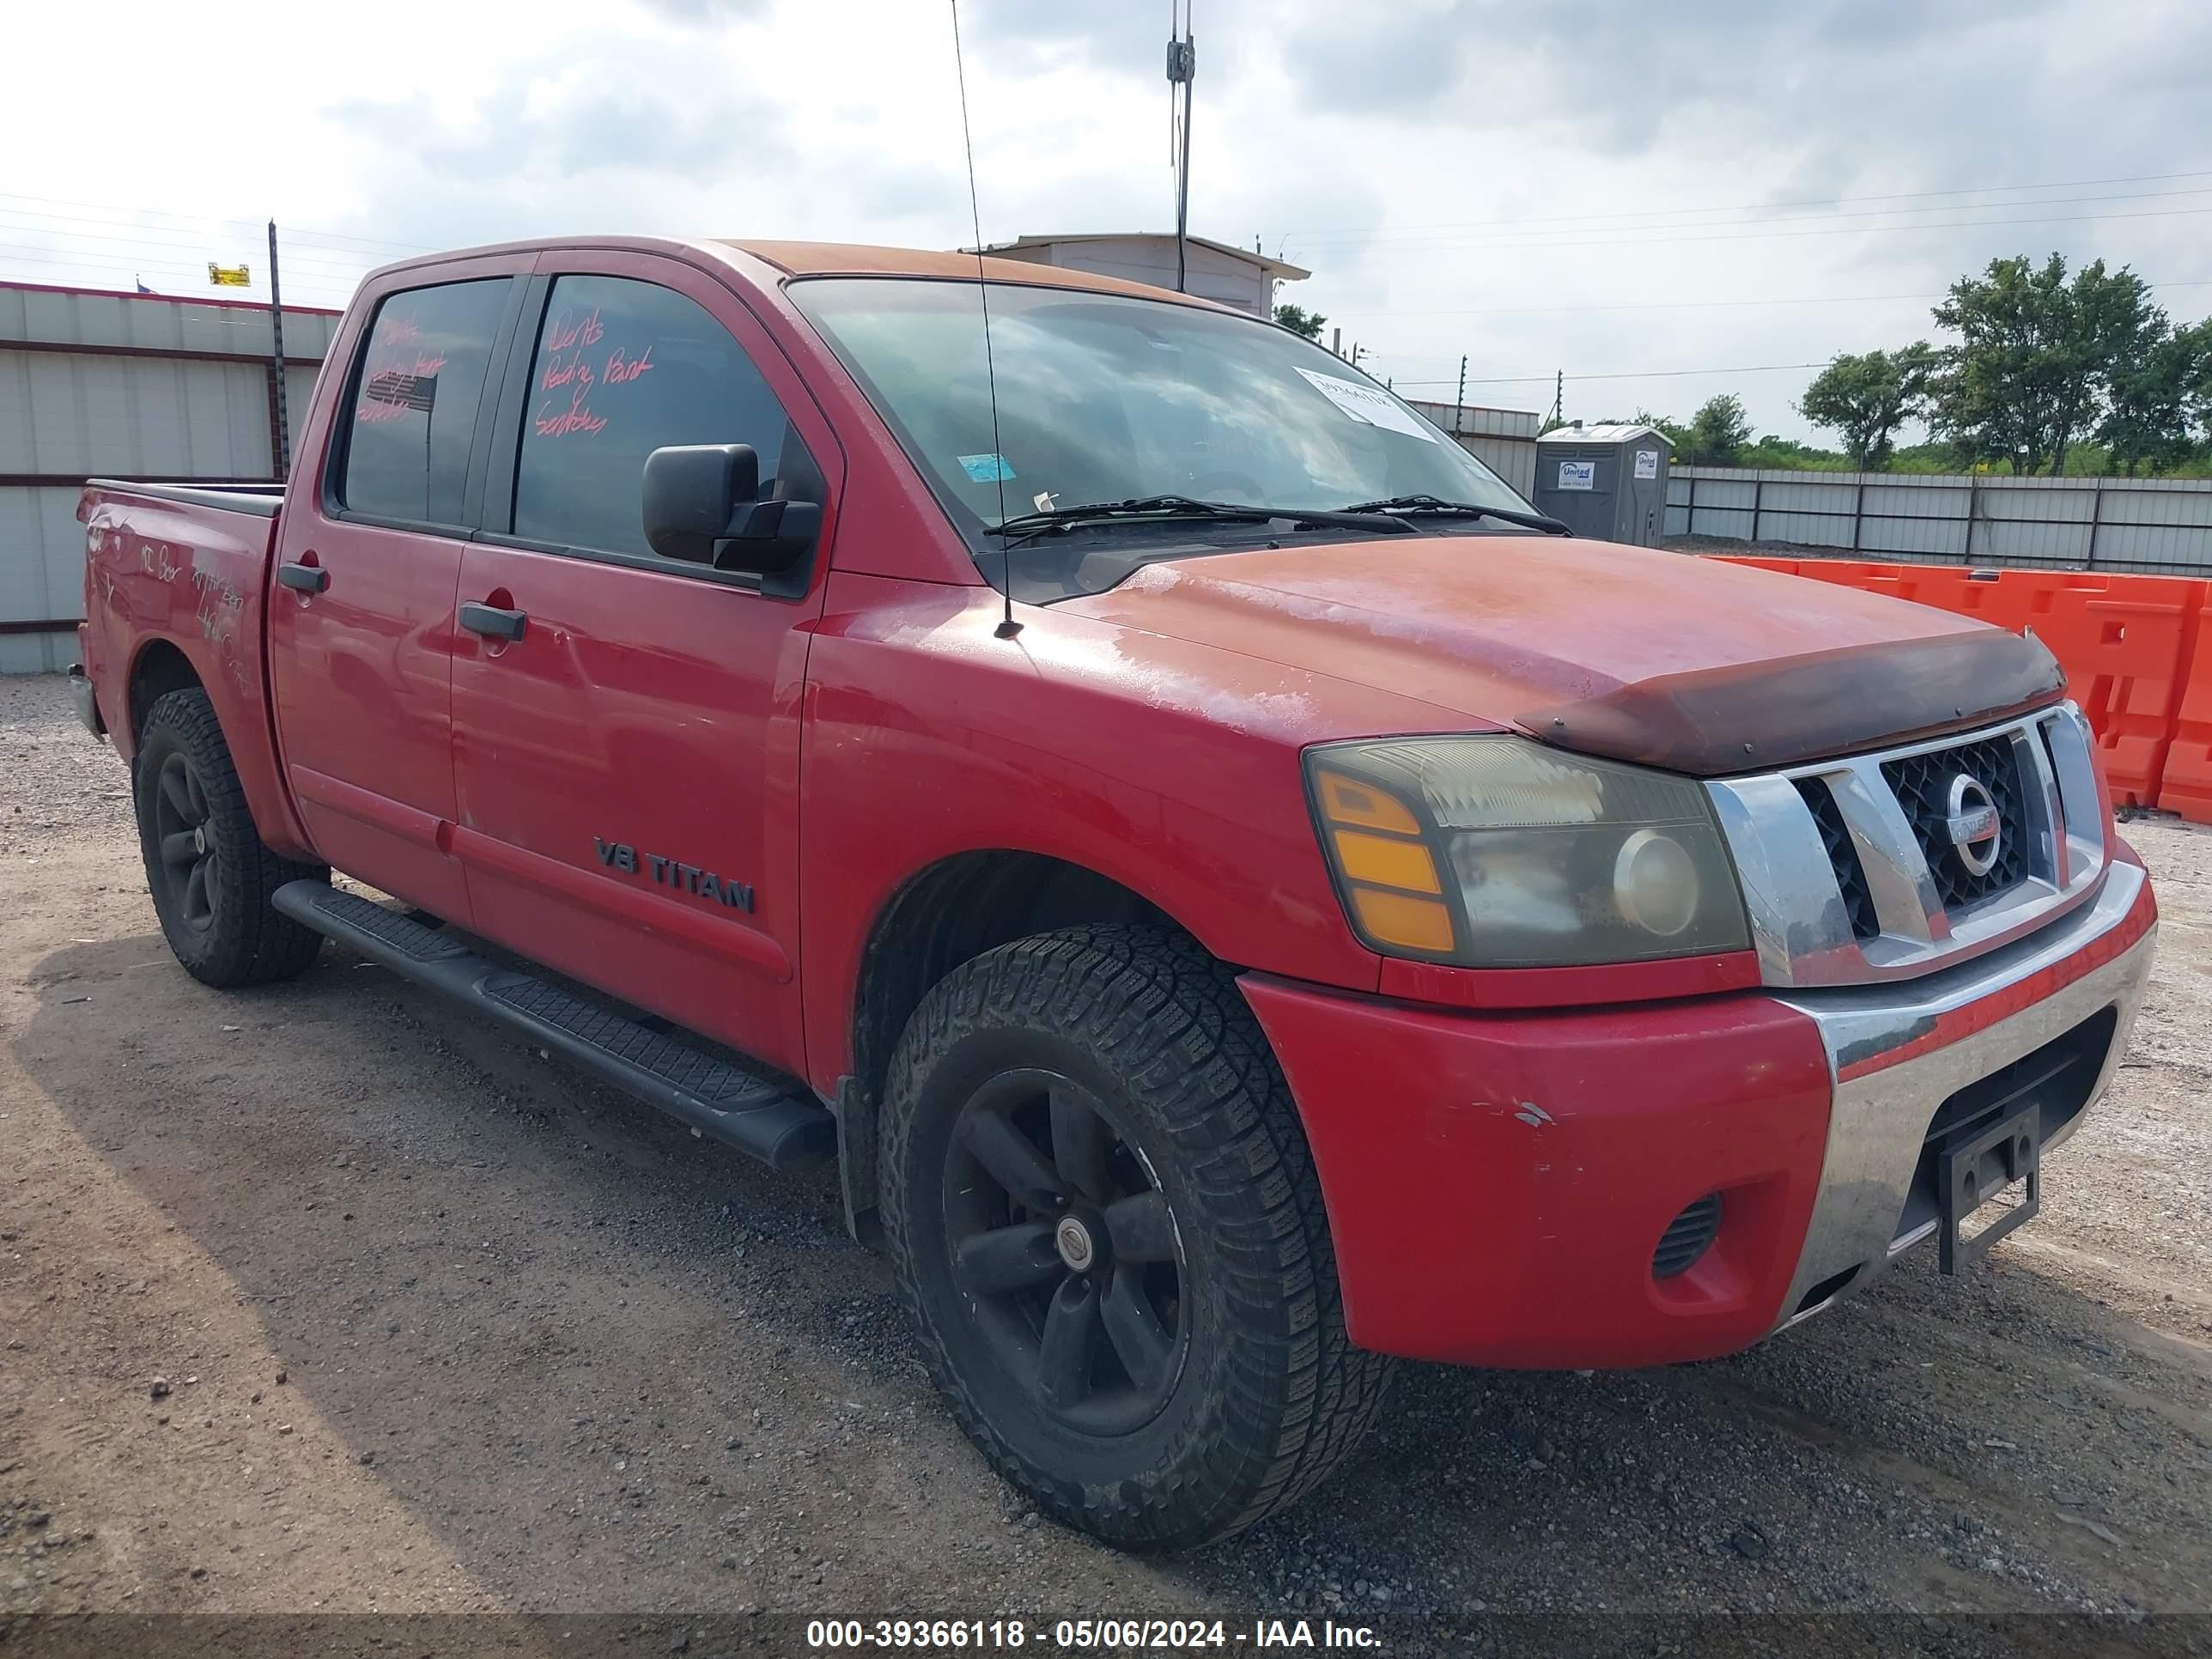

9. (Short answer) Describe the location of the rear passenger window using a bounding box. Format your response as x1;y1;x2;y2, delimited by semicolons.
339;279;509;526
510;275;808;558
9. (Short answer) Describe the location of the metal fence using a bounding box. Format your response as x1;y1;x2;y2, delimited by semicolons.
1402;400;1541;498
0;282;338;672
1664;465;2212;575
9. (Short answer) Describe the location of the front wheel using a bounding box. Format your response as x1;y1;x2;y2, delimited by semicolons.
880;925;1391;1550
133;688;326;988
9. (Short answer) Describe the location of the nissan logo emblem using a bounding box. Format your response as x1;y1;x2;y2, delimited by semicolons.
1945;774;2002;876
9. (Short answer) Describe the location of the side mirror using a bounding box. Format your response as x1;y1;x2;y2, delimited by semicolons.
714;499;823;574
644;444;757;564
642;443;821;575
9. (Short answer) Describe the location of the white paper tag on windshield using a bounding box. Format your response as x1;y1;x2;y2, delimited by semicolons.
1293;368;1438;443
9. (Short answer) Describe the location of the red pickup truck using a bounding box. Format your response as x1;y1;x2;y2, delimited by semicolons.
71;236;2157;1550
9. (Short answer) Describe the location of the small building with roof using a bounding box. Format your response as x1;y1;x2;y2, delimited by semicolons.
972;234;1309;318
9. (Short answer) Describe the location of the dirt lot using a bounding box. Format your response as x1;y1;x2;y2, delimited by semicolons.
2;670;2209;1655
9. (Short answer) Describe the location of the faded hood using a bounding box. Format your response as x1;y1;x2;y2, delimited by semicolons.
1054;536;2063;775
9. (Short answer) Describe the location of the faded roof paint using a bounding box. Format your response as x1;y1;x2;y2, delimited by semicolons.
724;240;1237;308
347;235;1244;313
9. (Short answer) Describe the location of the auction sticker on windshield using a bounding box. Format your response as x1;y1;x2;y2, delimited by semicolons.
1293;368;1437;442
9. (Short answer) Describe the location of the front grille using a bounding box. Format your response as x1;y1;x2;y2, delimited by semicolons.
1796;778;1880;940
1652;1193;1723;1279
1881;735;2027;910
1710;707;2105;988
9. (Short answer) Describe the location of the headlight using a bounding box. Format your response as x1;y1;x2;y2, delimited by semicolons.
1305;737;1751;968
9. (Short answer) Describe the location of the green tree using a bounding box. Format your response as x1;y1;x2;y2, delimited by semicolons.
1681;394;1753;465
2195;321;2212;443
2098;319;2211;476
1273;302;1326;341
1797;343;1936;470
1928;253;2162;475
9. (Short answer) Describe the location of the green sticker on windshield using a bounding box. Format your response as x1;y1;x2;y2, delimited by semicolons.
957;453;1016;483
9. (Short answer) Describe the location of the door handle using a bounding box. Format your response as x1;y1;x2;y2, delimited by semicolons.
459;601;528;641
276;561;329;593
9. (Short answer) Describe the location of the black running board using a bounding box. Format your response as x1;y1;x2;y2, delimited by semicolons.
273;880;834;1170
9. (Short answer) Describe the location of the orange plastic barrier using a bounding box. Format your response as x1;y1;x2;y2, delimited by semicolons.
2020;572;2203;809
1714;555;2212;822
1834;566;2037;635
2158;588;2212;824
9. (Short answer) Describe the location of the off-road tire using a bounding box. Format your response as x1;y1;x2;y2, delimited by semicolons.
133;688;327;988
880;924;1392;1550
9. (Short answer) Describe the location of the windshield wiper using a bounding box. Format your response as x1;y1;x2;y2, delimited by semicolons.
989;494;1412;546
1340;494;1572;535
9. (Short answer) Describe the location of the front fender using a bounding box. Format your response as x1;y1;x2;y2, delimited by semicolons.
795;573;1475;1091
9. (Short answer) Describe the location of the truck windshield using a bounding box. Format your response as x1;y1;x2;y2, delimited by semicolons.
787;277;1532;549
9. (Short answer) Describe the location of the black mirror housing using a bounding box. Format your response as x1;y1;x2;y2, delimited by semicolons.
643;444;760;564
644;443;820;577
714;500;823;574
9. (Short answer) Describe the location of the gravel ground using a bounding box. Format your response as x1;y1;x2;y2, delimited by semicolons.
2;670;2208;1656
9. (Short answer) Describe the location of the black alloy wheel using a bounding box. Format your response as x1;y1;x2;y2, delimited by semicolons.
131;687;326;988
880;926;1395;1550
151;750;222;931
944;1068;1188;1437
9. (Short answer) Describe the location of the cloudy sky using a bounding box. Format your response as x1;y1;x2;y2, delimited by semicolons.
6;0;2209;442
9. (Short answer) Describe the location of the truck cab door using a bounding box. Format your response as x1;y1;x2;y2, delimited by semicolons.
265;257;532;921
445;253;841;1078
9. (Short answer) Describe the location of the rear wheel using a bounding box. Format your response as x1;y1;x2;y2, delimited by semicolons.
133;688;326;988
880;925;1391;1550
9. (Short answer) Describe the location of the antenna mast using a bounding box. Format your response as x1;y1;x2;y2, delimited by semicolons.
1167;3;1195;293
950;0;1019;639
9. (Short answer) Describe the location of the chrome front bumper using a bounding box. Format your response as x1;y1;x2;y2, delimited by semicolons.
1767;859;2154;1330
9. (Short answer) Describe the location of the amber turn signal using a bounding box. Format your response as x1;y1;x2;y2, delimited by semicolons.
1316;769;1422;836
1331;829;1442;894
1312;767;1455;955
1349;887;1455;953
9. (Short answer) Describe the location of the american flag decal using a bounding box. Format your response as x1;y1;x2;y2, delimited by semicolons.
363;369;438;412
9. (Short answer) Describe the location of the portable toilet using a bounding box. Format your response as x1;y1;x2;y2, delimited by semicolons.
1533;422;1672;546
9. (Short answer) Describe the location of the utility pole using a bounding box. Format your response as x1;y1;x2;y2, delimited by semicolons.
1331;325;1342;359
1455;355;1467;435
1549;368;1564;429
268;220;290;482
1166;5;1195;294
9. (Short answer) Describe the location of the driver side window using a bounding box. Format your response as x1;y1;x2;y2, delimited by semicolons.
510;275;812;560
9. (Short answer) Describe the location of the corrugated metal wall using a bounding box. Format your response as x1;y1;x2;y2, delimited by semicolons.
1402;399;1542;498
0;283;336;672
1664;465;2212;574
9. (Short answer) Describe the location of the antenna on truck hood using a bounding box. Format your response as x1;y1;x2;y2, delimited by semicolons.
949;0;1020;641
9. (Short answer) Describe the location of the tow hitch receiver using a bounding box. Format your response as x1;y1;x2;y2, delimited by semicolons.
1937;1103;2040;1273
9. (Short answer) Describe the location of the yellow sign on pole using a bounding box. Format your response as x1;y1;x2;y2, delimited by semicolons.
208;264;251;288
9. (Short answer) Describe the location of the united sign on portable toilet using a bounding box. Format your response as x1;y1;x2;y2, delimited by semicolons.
1533;422;1672;546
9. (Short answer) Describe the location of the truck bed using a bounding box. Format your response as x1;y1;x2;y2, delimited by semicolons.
83;478;287;518
76;475;303;855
